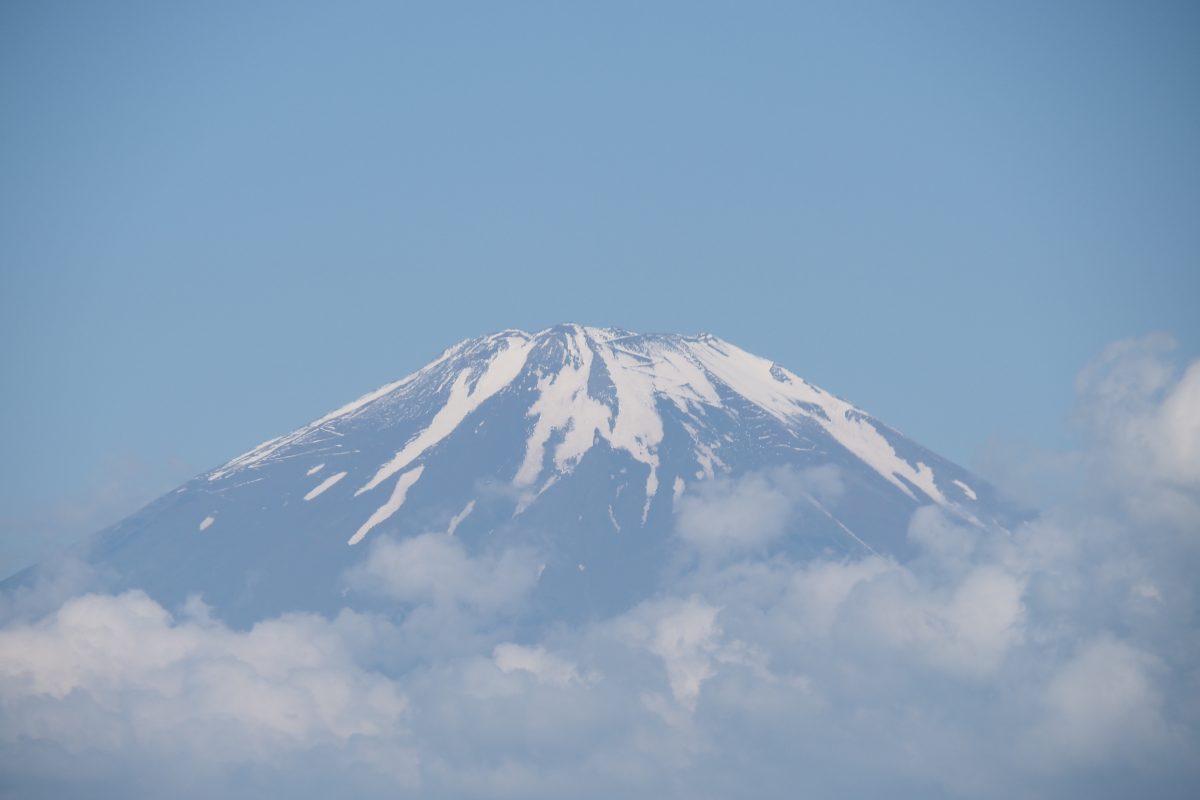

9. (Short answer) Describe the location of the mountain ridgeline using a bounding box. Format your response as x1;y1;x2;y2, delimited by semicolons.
60;325;1011;624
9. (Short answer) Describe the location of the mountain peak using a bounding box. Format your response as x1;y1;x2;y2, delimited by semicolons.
211;325;975;531
57;325;1007;624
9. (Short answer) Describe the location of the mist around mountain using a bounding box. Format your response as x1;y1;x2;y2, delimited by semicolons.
1;332;1197;799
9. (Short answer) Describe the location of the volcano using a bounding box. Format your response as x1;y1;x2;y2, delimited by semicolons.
33;324;1012;624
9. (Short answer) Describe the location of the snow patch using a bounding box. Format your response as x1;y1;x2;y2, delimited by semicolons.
515;328;611;486
685;337;947;504
207;343;465;481
198;516;215;531
348;466;426;546
207;325;965;535
446;499;476;536
358;335;533;495
304;471;346;501
952;479;977;501
507;328;728;515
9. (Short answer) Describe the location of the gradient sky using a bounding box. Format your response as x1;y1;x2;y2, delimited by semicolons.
2;1;1198;573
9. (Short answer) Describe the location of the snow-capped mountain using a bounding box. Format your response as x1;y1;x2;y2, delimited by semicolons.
55;325;1011;624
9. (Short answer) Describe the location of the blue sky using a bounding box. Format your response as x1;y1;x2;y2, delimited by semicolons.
2;1;1198;571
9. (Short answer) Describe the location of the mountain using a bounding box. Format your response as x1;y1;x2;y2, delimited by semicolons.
29;324;1012;625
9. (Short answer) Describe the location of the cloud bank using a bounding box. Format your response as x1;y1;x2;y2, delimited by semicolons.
1;336;1197;799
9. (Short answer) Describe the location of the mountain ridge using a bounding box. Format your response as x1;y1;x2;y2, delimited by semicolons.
10;324;1014;625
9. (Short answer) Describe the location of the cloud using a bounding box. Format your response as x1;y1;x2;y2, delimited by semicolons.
1;337;1198;798
340;532;544;664
612;596;723;710
1073;334;1200;526
0;590;418;797
492;643;590;688
673;465;844;559
0;455;195;580
836;561;1026;679
345;532;541;613
0;554;101;624
1029;637;1169;767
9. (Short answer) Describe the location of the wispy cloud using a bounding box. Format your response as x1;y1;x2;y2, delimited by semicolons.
0;454;194;579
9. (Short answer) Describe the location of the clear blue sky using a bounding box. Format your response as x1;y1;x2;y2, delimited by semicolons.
2;1;1197;572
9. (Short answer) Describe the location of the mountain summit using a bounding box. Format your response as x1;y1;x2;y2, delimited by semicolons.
65;325;1007;623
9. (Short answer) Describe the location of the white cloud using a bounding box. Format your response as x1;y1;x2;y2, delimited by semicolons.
673;465;845;559
642;597;721;709
1073;334;1200;527
493;643;590;688
345;532;541;613
907;504;978;571
0;590;417;791
1030;637;1169;766
0;455;195;579
1;338;1198;798
833;562;1026;679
